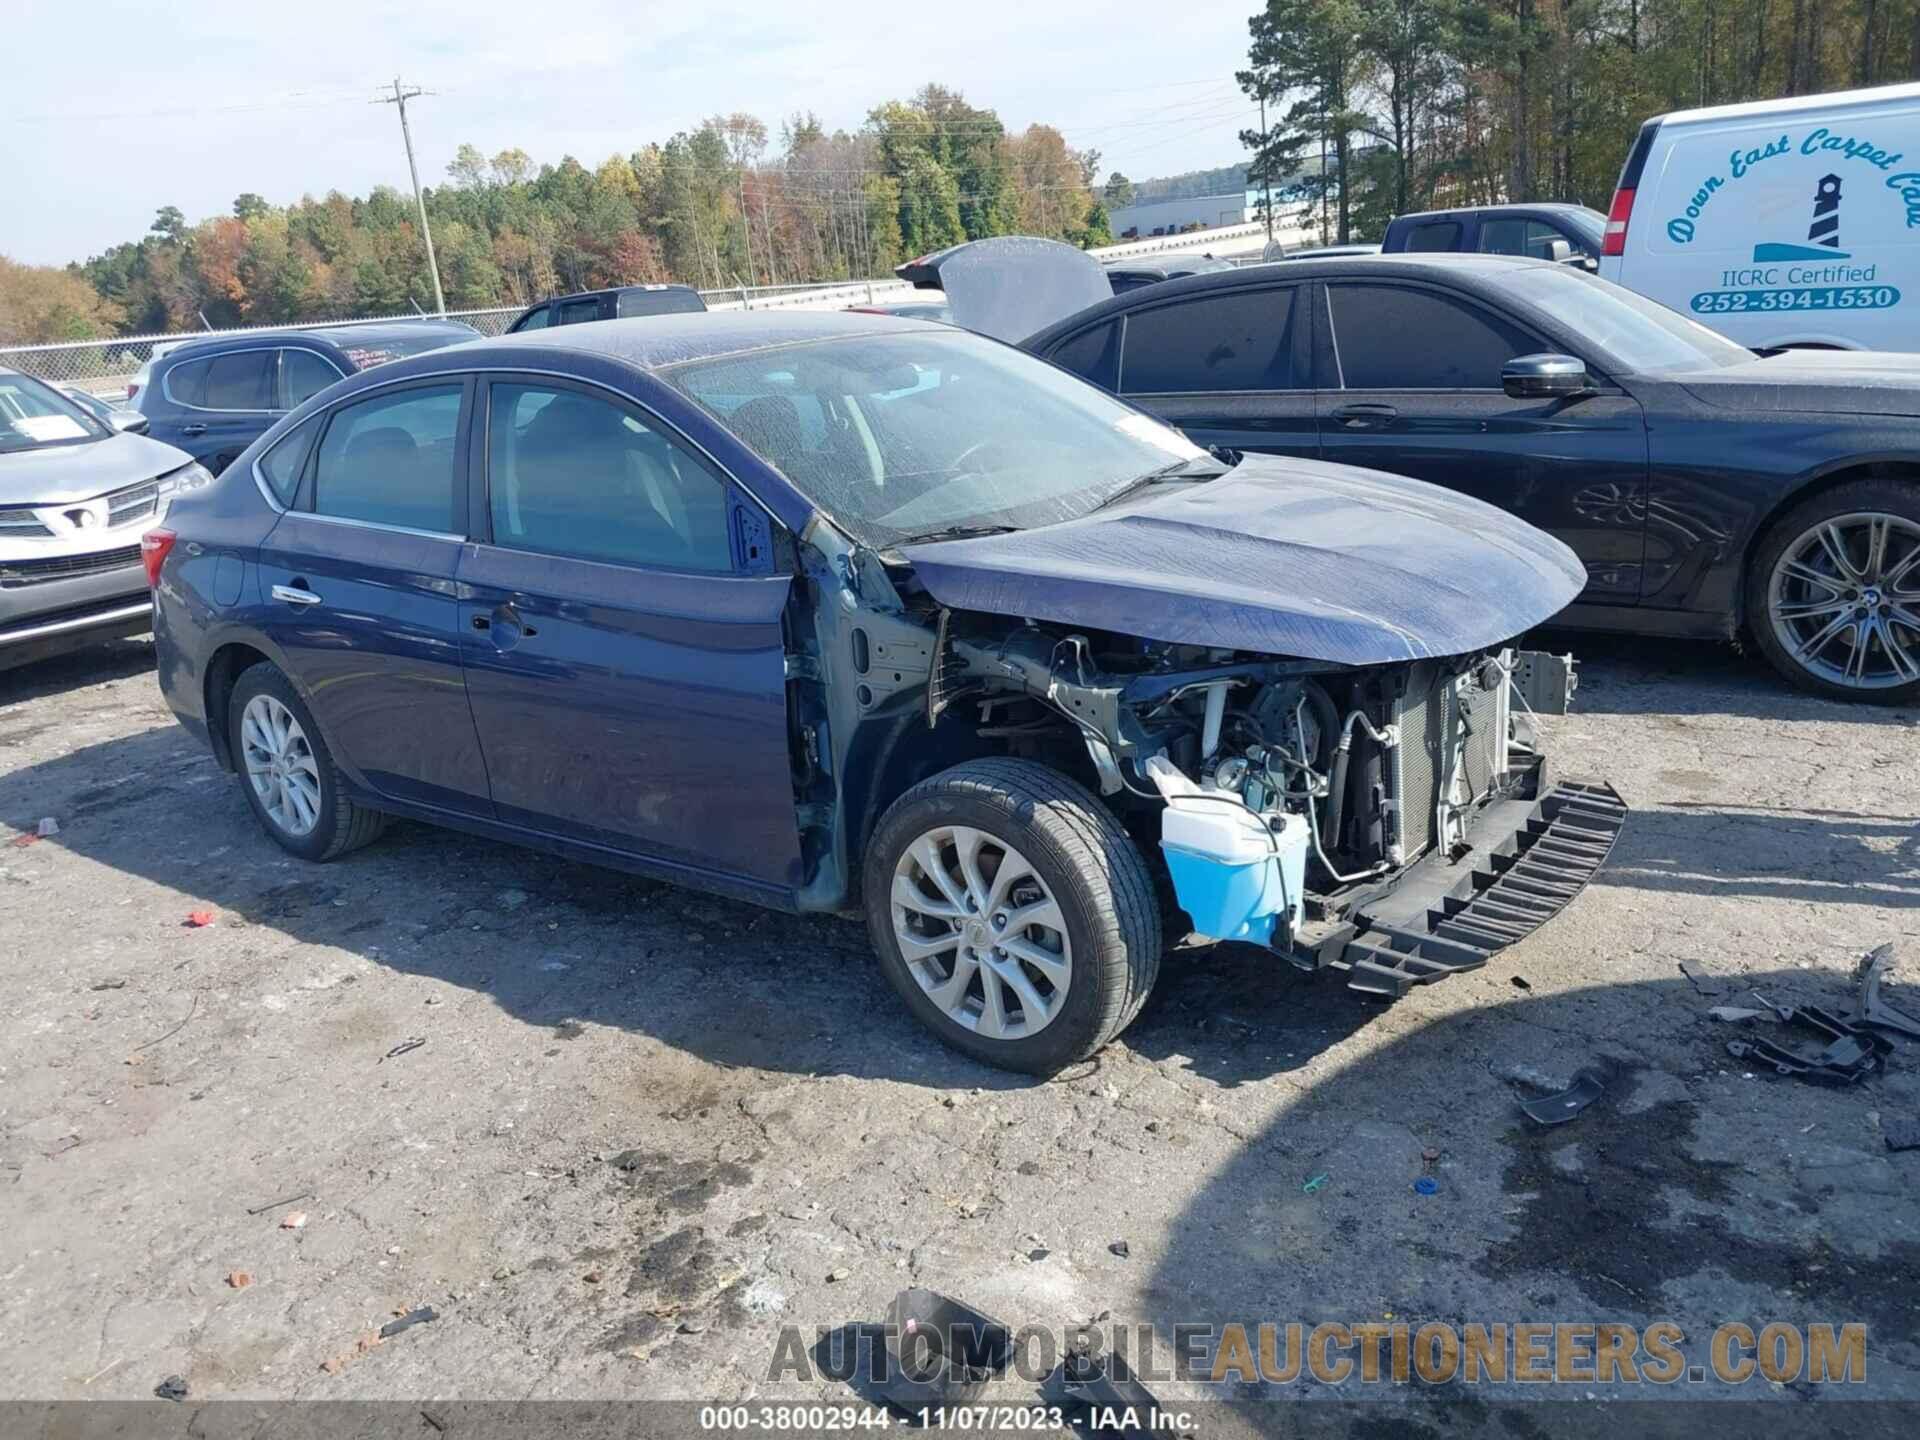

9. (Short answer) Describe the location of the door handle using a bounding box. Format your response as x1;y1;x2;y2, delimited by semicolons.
271;583;322;606
180;423;208;437
1328;403;1397;429
494;603;538;639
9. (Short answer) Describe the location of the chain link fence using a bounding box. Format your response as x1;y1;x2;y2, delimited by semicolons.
0;224;1276;397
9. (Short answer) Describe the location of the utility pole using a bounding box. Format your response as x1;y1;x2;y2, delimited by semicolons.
375;77;446;315
1258;92;1274;245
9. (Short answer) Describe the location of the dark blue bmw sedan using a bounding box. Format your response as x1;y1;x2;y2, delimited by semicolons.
145;312;1619;1073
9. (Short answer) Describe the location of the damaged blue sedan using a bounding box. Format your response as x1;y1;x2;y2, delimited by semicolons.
144;312;1622;1073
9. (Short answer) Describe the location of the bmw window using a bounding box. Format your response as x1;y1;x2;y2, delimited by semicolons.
1327;284;1537;389
201;351;274;410
1120;288;1298;394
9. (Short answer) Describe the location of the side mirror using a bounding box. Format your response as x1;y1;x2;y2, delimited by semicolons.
1546;238;1573;264
1503;353;1591;399
109;410;150;435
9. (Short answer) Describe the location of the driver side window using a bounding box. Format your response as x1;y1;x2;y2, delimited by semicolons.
485;382;733;572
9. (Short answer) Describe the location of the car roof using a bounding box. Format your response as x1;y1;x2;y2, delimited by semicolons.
452;309;943;371
1020;253;1555;347
531;283;702;305
160;318;478;362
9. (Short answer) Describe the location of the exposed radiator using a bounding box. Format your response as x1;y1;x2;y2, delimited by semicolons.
1388;658;1510;863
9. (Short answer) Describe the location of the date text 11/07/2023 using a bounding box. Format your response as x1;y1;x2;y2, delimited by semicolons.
697;1404;1196;1432
1691;284;1900;314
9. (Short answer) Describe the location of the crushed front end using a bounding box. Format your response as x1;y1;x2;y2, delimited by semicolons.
940;624;1624;997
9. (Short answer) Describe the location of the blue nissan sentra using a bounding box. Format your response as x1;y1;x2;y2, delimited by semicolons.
144;310;1620;1073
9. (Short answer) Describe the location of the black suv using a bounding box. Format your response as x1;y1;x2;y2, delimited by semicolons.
135;320;479;474
507;284;706;333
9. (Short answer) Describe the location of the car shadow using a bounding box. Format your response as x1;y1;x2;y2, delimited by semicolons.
1538;628;1918;727
1131;964;1920;1416
0;635;155;704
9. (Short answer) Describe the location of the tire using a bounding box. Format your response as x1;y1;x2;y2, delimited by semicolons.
227;662;388;862
863;758;1161;1075
1745;478;1920;704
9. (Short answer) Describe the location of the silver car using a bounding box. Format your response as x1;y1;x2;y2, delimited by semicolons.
1;366;209;669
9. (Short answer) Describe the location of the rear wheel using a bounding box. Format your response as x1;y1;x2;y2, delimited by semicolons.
864;759;1160;1075
227;662;387;861
1747;479;1920;703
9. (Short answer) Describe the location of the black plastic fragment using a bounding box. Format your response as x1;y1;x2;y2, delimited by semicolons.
154;1375;189;1402
876;1288;1014;1410
379;1306;439;1339
1518;1069;1606;1126
1727;1005;1891;1086
1054;1345;1188;1437
1855;944;1920;1041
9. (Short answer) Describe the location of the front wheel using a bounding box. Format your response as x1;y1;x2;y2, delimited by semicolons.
864;759;1161;1075
1747;478;1920;703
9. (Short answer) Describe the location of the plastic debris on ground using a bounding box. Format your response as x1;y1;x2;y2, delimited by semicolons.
154;1375;188;1402
379;1306;438;1339
1518;1069;1606;1126
1302;1174;1329;1194
1413;1177;1440;1195
280;1211;308;1230
36;817;58;837
184;910;215;928
873;1288;1015;1410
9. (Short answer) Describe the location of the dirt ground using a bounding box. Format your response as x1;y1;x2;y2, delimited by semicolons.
1;632;1917;1426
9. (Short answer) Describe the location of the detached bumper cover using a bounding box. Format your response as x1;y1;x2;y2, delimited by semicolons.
1323;780;1628;997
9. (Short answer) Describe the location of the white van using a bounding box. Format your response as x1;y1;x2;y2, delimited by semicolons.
1598;81;1920;350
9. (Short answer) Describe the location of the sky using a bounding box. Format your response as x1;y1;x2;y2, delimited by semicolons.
6;0;1259;267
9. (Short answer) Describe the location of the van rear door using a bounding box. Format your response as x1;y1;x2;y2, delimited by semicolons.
1611;87;1920;351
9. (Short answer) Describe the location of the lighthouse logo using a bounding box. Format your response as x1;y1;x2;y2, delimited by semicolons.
1753;173;1853;261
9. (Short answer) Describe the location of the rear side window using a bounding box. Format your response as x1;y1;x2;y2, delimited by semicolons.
555;298;602;326
486;383;732;571
615;288;705;318
201;351;274;410
1120;288;1298;394
281;349;343;408
312;385;463;533
257;415;320;505
1328;284;1538;389
163;357;209;407
1047;321;1120;391
510;305;550;332
1403;221;1462;252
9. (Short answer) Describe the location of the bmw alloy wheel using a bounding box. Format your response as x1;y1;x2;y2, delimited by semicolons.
890;825;1072;1040
240;693;322;837
1767;511;1920;691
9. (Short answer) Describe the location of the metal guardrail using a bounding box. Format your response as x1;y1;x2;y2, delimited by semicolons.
0;224;1298;395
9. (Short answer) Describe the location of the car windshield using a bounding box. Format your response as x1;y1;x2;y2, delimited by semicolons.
661;330;1208;547
1502;265;1754;372
0;373;109;452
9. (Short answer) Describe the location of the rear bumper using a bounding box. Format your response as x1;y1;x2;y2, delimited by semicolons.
1290;769;1627;997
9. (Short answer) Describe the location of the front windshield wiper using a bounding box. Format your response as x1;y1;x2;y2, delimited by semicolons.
1091;454;1225;513
891;522;1022;546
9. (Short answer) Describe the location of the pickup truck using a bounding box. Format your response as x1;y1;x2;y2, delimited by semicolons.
1381;203;1604;269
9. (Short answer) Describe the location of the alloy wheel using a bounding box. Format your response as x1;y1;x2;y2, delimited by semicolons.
240;693;322;837
890;825;1072;1040
1767;511;1920;691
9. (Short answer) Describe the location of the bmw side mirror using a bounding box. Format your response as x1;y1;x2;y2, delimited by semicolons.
1503;353;1590;399
109;411;150;435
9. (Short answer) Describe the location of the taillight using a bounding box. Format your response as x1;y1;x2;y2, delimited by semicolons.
141;528;176;588
1602;187;1634;257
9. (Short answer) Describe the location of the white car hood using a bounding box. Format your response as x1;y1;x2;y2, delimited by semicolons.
0;432;194;507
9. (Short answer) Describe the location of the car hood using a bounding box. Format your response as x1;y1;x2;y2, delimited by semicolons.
0;432;194;506
895;236;1112;342
1677;350;1920;417
899;454;1586;664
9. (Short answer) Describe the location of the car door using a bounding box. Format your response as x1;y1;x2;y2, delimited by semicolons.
254;376;494;815
163;348;277;473
1110;283;1318;459
1313;279;1650;604
455;375;801;895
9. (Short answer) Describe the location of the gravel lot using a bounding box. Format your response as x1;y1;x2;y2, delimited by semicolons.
2;633;1917;1424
